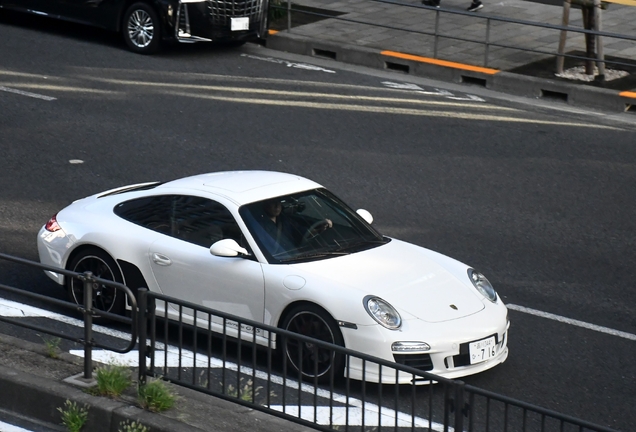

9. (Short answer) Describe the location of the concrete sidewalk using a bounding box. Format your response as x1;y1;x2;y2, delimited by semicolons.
0;334;314;432
266;0;636;113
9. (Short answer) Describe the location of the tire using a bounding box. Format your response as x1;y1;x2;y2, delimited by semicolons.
122;2;161;54
280;304;345;383
66;248;125;317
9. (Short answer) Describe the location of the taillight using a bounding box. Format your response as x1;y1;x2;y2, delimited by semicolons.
44;214;61;232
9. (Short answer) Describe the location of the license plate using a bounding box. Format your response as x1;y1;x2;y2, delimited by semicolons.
231;17;249;31
469;336;497;364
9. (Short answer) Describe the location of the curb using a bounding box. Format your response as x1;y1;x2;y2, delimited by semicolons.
0;365;202;432
0;334;313;432
266;30;636;113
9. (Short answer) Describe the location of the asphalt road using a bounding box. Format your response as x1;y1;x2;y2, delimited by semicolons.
1;10;635;431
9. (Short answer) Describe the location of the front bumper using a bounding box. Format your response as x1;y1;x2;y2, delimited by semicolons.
174;0;268;43
342;309;510;384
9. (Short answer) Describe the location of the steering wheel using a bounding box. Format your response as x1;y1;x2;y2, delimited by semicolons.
302;220;330;243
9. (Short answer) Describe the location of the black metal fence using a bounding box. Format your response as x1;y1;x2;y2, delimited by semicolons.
270;0;636;71
136;288;618;432
0;252;137;380
0;253;620;432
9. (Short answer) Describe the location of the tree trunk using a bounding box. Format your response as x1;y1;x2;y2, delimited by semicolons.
582;5;596;75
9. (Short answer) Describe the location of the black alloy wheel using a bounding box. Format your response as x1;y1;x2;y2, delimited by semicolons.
122;2;162;54
281;304;345;382
67;248;125;317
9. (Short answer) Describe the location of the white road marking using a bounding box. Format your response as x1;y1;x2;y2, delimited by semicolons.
82;79;504;109
1;297;630;428
69;159;84;164
167;92;619;129
241;54;336;73
0;83;115;94
507;304;636;341
74;349;441;429
269;406;445;430
0;86;56;101
0;420;33;432
382;81;425;91
0;298;438;427
383;81;486;102
0;298;135;340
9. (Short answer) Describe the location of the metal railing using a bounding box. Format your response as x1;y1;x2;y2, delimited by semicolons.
270;0;636;72
137;288;619;432
0;253;620;431
0;252;138;380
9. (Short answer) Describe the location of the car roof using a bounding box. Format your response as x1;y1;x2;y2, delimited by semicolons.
157;171;322;205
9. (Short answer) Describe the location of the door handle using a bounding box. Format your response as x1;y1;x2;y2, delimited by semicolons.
152;253;172;266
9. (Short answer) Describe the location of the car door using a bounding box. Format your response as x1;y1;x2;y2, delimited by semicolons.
145;195;266;339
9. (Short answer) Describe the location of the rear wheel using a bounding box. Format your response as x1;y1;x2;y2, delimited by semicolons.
280;304;345;383
66;248;125;317
122;2;162;54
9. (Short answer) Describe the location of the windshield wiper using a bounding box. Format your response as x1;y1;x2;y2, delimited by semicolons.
278;251;349;263
333;238;388;252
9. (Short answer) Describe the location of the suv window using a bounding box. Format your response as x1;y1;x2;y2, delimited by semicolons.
114;195;245;248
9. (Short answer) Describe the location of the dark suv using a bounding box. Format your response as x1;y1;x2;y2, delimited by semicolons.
0;0;269;53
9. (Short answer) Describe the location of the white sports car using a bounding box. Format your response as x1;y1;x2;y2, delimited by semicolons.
37;171;509;383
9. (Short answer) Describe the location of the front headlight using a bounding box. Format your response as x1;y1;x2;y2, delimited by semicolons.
468;269;497;303
363;296;402;330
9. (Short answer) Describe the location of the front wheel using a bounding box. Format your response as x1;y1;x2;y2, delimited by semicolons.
66;248;125;317
280;304;345;383
122;2;162;54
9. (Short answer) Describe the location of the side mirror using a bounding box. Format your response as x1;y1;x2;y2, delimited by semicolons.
210;239;249;257
356;209;373;224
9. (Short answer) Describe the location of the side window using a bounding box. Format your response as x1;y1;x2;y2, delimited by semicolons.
114;195;245;248
114;195;175;235
171;196;243;248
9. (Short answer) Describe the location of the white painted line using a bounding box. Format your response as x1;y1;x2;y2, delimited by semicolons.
269;406;445;430
507;304;636;341
167;92;619;129
0;420;33;432
0;298;133;340
87;78;503;109
0;86;56;101
382;81;486;102
72;347;441;428
241;53;336;73
70;348;223;368
0;298;440;428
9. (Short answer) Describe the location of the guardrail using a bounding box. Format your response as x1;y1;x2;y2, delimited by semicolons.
270;0;636;71
0;253;620;432
0;252;138;380
137;288;618;432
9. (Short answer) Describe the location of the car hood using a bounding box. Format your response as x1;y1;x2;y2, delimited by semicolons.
291;239;485;323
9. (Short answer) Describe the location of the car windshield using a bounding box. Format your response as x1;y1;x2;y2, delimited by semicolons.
239;188;388;264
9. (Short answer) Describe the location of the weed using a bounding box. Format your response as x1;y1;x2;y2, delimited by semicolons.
94;364;132;398
40;335;61;359
138;379;176;413
269;0;287;21
225;378;263;402
57;400;89;432
118;419;150;432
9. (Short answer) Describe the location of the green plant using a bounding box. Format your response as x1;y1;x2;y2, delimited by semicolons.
57;400;89;432
41;335;61;358
269;0;287;21
118;419;150;432
94;364;132;398
138;379;176;412
225;377;263;402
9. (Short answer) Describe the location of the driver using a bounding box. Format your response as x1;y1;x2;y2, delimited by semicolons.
259;199;333;251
